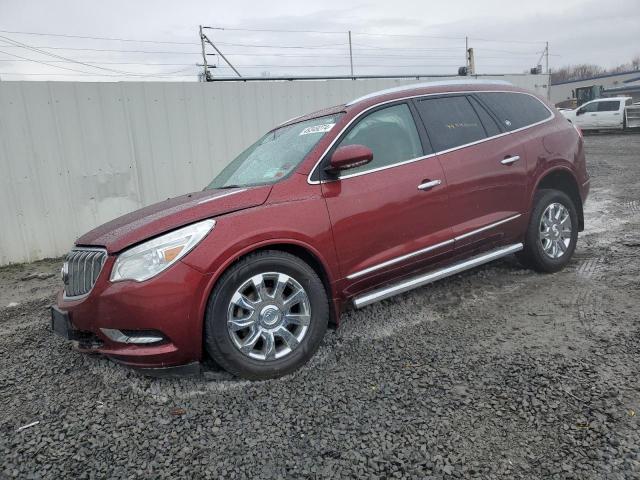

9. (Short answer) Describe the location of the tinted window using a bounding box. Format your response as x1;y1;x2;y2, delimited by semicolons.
335;103;423;175
597;101;620;112
578;102;598;114
476;92;551;131
416;96;487;151
468;96;501;137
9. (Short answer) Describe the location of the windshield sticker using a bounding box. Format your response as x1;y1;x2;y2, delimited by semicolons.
299;123;335;136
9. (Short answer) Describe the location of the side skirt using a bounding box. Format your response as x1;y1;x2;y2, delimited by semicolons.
352;243;523;309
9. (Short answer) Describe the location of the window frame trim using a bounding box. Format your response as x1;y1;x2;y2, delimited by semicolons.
314;100;429;182
307;90;554;184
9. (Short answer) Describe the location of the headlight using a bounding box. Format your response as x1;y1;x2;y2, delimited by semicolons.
110;219;215;282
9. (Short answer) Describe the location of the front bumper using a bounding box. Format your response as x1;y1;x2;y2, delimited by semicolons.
53;257;211;370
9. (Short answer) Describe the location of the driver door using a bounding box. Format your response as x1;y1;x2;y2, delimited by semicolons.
320;102;453;292
575;101;598;129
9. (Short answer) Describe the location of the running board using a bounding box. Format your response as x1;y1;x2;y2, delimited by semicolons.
352;243;523;309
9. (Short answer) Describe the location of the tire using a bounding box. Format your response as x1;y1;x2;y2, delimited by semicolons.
204;250;329;380
517;189;579;273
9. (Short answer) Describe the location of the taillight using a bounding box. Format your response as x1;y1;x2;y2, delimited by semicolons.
572;123;583;139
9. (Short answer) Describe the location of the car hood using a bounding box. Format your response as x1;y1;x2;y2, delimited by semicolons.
76;186;272;253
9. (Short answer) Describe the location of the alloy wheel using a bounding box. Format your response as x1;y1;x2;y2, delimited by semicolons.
227;272;311;361
539;202;573;259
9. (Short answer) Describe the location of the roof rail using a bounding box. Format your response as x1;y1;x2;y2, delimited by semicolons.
345;79;513;106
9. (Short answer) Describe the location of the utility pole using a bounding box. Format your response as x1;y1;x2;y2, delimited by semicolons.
545;41;549;74
348;30;354;77
467;47;475;75
200;28;242;78
198;25;211;82
545;42;550;101
465;36;468;70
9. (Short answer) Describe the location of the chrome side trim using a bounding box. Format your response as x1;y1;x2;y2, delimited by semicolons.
353;243;523;308
501;155;521;165
307;90;554;185
346;214;521;281
454;214;521;242
346;239;454;280
332;153;437;181
198;188;248;205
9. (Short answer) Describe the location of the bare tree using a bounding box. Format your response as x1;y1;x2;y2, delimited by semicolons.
551;55;640;84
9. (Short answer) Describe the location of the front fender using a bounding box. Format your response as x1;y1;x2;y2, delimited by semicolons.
180;196;340;334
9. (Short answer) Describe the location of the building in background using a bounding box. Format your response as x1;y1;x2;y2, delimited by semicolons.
550;70;640;107
602;75;640;103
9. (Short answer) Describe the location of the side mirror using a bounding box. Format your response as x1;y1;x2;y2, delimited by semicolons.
327;144;373;173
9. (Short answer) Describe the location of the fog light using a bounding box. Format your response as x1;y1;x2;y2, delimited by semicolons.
100;328;165;344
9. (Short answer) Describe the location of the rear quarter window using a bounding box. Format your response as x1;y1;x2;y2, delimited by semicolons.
475;92;552;131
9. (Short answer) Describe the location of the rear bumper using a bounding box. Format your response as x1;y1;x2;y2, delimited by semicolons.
53;259;211;369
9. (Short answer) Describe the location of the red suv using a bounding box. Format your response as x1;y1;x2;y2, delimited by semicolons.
52;81;589;380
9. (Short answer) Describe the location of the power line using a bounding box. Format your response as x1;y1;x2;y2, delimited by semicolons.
0;49;103;75
0;59;198;66
206;25;547;45
216;41;349;50
205;26;465;41
0;44;203;55
470;37;546;45
213;63;534;68
217;52;539;59
0;35;152;76
0;29;198;45
0;71;198;77
204;26;346;35
0;47;198;77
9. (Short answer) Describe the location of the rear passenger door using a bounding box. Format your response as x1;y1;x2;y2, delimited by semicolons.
414;93;533;252
595;100;622;128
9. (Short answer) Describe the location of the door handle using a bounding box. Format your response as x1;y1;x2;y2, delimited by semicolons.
417;179;442;191
501;155;520;165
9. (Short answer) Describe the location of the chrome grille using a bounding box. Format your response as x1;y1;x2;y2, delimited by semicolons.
63;248;107;297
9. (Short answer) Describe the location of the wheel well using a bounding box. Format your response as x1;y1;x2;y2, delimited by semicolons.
537;170;584;231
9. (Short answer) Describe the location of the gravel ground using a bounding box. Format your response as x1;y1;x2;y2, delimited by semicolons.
1;133;639;479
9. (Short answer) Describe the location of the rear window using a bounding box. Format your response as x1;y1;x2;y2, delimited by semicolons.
416;96;487;151
597;101;620;112
475;92;552;131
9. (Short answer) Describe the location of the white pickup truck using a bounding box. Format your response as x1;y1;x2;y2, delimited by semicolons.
560;96;640;131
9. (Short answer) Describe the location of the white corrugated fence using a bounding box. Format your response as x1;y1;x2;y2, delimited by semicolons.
0;75;549;265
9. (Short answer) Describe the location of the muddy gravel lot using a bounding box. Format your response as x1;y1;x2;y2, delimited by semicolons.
1;133;639;479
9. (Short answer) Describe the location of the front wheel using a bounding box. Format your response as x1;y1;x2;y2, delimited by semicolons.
204;250;329;380
518;189;579;273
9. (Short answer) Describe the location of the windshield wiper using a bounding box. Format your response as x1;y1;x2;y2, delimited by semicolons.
218;184;243;189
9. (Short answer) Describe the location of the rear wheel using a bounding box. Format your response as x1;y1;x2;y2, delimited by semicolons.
204;250;328;380
517;189;579;273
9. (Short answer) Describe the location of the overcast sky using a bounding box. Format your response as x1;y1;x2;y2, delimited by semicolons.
0;0;638;81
